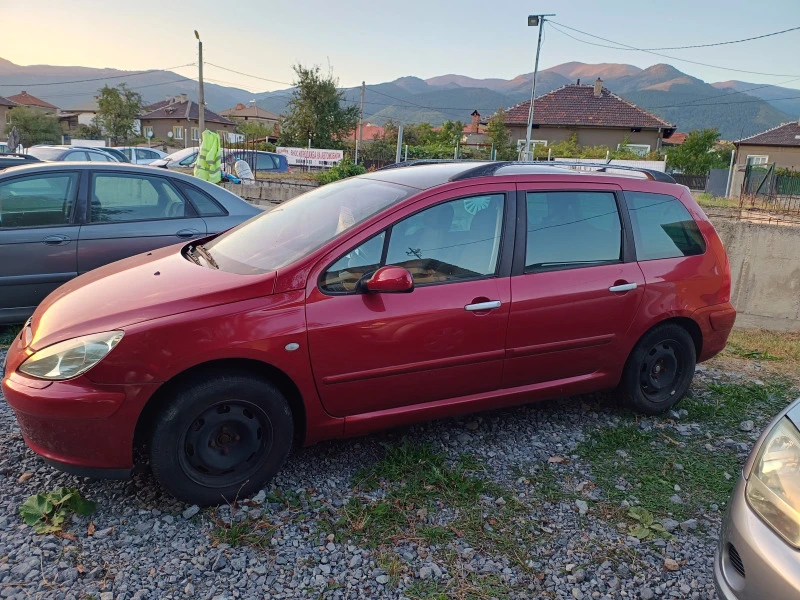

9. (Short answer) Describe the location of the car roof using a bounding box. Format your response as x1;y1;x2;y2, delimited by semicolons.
362;161;675;190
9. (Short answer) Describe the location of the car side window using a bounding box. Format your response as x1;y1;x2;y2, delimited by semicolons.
626;192;706;261
120;149;133;160
87;151;111;162
256;154;277;170
321;232;387;293
320;194;506;293
178;183;227;217
0;173;78;229
179;153;198;166
63;151;88;161
525;191;622;272
90;173;193;223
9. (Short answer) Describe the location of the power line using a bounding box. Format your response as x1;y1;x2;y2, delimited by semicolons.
548;21;800;78
204;62;293;87
0;63;196;88
647;26;800;51
646;93;800;109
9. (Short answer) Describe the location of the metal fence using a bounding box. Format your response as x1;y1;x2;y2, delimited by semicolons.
738;163;800;224
672;174;708;190
219;134;267;177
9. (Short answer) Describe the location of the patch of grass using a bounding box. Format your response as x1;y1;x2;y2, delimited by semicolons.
579;380;796;519
724;329;800;369
404;579;449;600
419;525;455;545
210;517;275;549
695;193;738;209
339;498;408;545
0;324;22;349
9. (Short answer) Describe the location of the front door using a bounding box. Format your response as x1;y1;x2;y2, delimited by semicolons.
504;184;645;388
78;171;207;273
0;171;81;322
306;189;513;417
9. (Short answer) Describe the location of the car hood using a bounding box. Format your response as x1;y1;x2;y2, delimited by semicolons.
29;244;276;350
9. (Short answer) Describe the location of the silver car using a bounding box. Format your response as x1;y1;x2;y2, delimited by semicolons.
715;396;800;599
0;162;260;324
114;147;168;165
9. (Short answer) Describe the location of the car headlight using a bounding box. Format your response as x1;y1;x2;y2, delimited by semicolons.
746;416;800;547
18;331;124;381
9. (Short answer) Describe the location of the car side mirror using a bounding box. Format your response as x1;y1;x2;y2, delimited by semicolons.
361;266;414;294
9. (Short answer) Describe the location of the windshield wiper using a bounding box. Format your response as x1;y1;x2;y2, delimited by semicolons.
194;244;220;270
185;246;202;265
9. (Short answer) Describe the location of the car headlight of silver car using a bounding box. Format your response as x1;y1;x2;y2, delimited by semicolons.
746;416;800;547
18;331;124;380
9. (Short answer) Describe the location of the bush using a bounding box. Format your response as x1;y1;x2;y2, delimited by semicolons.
317;157;367;185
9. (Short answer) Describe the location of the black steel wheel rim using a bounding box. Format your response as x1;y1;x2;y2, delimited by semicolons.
639;339;684;401
179;400;273;488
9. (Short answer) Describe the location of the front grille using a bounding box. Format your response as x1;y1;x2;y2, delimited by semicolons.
728;543;746;578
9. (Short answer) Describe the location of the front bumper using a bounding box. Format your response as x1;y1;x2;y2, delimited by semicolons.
714;477;800;600
2;366;158;472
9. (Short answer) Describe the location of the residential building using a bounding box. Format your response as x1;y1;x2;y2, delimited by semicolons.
501;78;676;155
661;132;687;147
220;103;280;132
59;101;100;135
0;96;17;140
347;122;386;143
734;121;800;170
462;110;488;145
139;95;234;146
7;91;58;116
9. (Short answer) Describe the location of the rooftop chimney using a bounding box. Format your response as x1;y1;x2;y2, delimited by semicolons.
236;103;246;110
471;110;480;133
594;78;603;98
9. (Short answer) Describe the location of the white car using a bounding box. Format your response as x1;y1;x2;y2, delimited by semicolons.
113;147;168;165
148;147;199;169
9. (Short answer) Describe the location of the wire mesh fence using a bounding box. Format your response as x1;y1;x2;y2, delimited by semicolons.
738;164;800;225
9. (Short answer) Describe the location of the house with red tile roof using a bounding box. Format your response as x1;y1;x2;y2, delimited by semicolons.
0;95;17;140
662;132;687;147
734;121;800;171
7;91;58;116
502;78;676;156
347;122;386;142
139;95;234;146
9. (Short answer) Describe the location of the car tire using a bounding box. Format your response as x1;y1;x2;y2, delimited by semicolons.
620;324;696;415
149;373;293;506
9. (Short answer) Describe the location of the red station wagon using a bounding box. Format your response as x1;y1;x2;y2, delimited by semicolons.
1;162;736;505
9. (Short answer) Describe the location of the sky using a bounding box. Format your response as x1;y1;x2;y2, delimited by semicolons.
4;0;800;93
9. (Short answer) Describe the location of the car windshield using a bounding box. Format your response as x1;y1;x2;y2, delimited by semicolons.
204;177;417;274
26;147;65;161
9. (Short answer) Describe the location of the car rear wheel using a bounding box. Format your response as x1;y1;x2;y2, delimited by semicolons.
621;324;696;415
149;373;293;506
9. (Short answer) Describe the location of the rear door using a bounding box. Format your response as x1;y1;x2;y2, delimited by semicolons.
0;170;81;321
77;170;207;273
503;183;645;389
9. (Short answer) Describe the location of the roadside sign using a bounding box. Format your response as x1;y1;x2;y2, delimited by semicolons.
276;147;343;168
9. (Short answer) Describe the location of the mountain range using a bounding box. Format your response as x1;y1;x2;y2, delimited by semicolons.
1;57;797;140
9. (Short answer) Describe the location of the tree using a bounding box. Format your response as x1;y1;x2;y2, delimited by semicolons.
278;64;359;149
235;120;275;139
95;84;143;145
72;122;103;139
666;128;729;175
486;108;515;160
437;120;465;146
5;107;62;147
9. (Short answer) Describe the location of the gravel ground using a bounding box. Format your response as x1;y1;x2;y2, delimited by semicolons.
0;346;788;600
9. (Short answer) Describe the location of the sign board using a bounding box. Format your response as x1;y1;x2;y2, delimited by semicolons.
277;147;343;168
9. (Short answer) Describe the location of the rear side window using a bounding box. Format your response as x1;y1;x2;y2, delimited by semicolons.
178;183;226;216
525;191;622;272
256;154;277;170
626;192;706;261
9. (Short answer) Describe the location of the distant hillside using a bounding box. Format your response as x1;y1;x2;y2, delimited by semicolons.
0;57;794;139
713;80;800;122
0;57;252;112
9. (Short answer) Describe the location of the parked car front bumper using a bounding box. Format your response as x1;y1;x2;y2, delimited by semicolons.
2;362;157;475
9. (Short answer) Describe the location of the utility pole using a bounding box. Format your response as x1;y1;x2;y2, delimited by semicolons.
395;125;404;164
355;81;365;164
195;30;205;138
524;14;554;161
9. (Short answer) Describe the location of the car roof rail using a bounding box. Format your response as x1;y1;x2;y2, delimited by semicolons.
377;159;487;171
532;161;676;183
1;153;40;161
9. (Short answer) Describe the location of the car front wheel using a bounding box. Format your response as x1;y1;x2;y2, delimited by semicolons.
621;323;697;415
149;373;293;506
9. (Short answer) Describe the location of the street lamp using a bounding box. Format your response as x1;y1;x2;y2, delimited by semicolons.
523;13;555;161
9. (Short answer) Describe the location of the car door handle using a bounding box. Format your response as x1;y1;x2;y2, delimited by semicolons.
465;300;501;312
42;235;70;246
175;228;200;238
609;283;638;293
